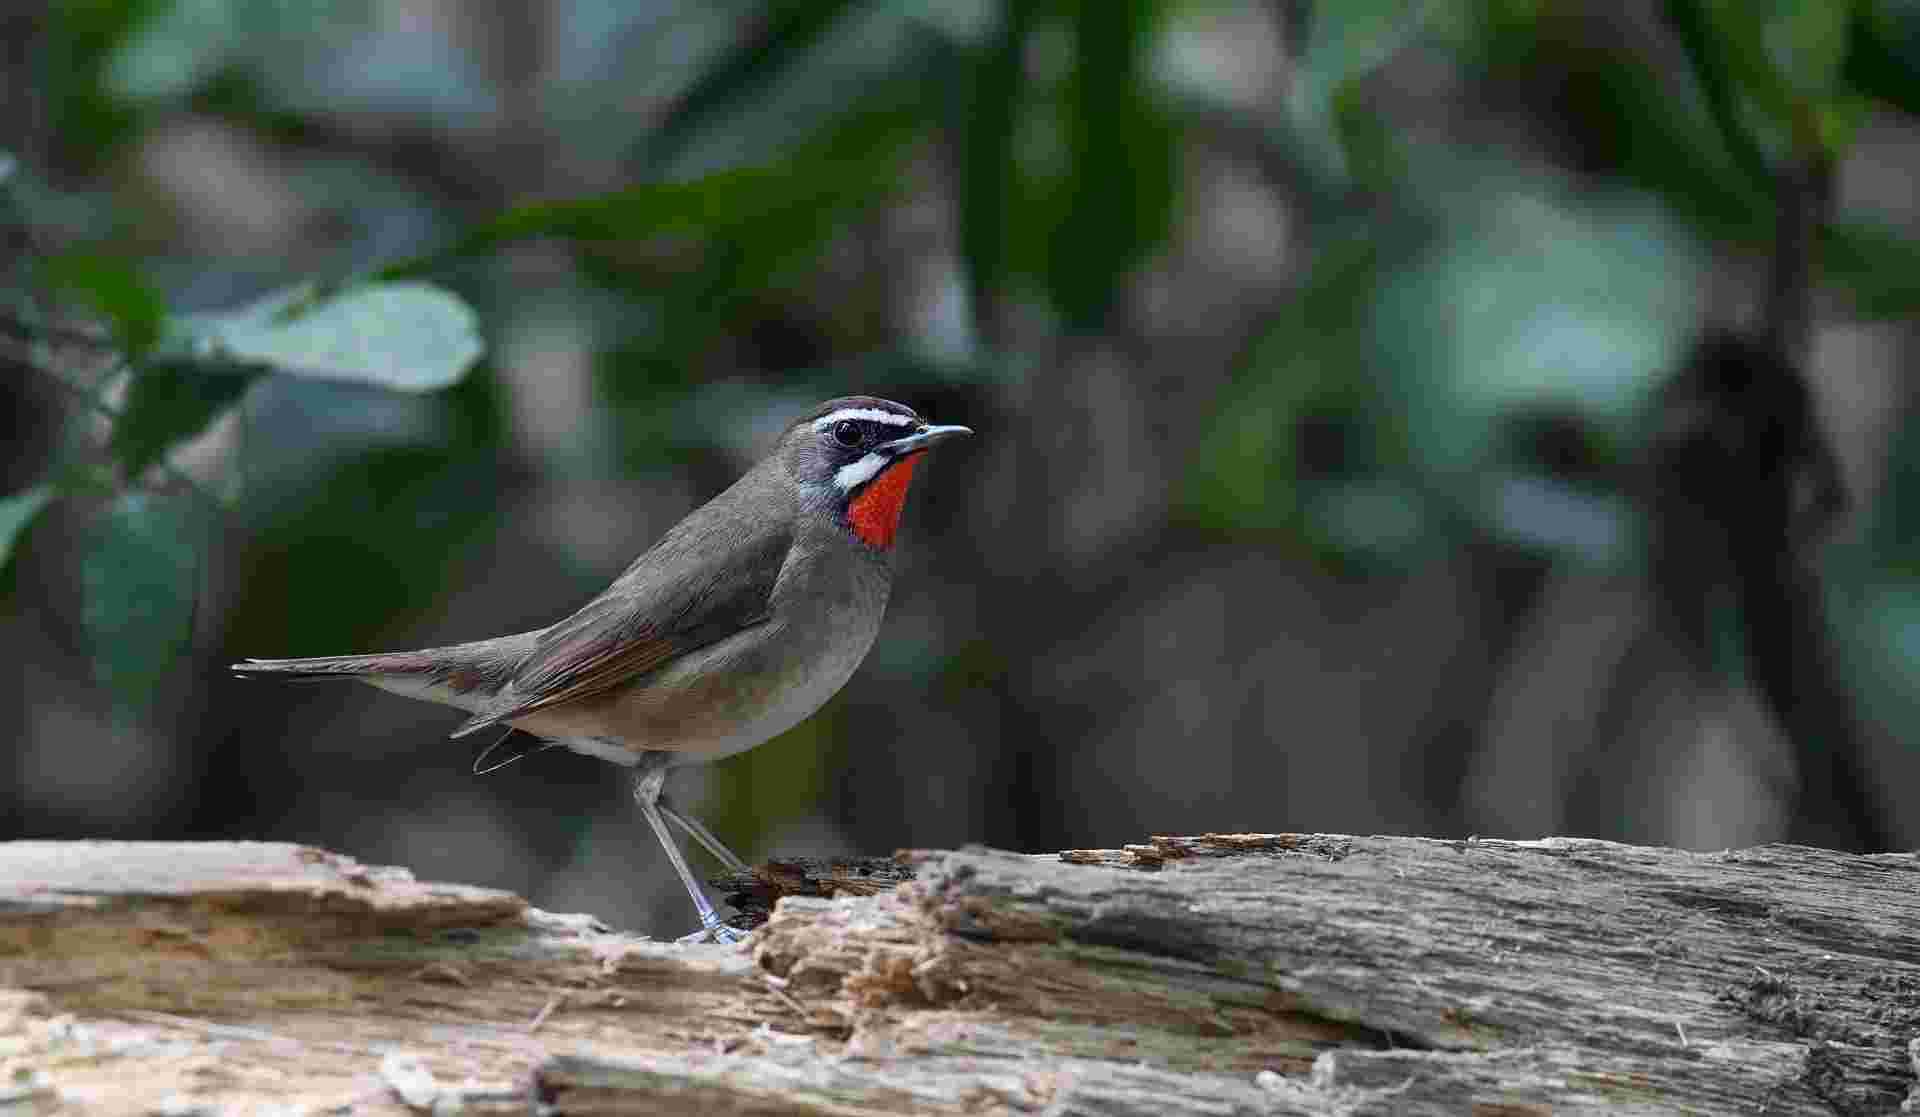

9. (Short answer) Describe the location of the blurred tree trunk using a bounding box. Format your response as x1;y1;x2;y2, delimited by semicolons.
3;835;1916;1115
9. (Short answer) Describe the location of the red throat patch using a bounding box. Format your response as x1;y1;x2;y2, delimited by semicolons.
847;454;921;549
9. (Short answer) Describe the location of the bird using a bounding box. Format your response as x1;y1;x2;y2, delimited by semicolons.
232;396;972;942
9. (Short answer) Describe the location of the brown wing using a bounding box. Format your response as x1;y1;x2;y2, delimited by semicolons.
449;484;794;738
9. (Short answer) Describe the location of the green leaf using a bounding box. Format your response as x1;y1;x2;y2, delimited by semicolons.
178;281;483;392
80;492;200;703
0;485;56;574
1663;0;1777;183
638;0;869;173
384;105;921;305
1569;43;1773;241
1182;232;1385;537
385;106;919;282
1669;0;1865;160
1821;217;1920;316
1047;0;1178;329
957;0;1041;318
1292;0;1432;182
110;360;261;476
1766;0;1853;102
467;167;783;244
1843;0;1920;117
40;250;166;356
1377;194;1703;482
1331;80;1401;191
102;0;243;102
42;0;161;164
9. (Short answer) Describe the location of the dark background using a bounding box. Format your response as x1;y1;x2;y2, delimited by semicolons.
4;0;1919;938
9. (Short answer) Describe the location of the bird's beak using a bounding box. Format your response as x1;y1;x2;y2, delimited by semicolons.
880;424;973;456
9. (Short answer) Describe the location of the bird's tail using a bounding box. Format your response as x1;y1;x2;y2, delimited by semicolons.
231;650;441;681
231;634;533;700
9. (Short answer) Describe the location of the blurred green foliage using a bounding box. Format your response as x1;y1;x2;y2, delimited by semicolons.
109;359;258;475
1183;0;1920;578
79;491;202;700
39;250;166;355
5;157;486;704
0;486;57;573
4;0;1920;865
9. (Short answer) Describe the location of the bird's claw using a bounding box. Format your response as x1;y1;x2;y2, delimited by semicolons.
677;921;748;945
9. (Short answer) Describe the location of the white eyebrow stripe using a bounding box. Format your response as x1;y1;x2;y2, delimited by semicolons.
813;408;917;430
833;451;890;491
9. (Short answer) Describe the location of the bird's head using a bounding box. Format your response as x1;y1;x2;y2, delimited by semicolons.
782;396;971;549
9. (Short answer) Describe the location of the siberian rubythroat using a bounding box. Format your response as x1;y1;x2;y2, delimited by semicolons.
234;397;972;941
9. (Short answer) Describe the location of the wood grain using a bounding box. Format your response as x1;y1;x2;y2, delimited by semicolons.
3;836;1917;1115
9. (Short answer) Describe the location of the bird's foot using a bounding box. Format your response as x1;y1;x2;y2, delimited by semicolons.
677;919;748;945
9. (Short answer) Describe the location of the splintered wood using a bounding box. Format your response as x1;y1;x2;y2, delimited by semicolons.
3;836;1918;1115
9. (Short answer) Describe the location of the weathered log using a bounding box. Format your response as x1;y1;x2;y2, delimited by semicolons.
2;835;1917;1115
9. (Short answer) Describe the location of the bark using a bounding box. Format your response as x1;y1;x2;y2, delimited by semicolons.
3;834;1918;1116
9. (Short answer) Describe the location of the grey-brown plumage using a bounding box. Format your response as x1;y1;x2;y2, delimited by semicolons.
234;396;972;940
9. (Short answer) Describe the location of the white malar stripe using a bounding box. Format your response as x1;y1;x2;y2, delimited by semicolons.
834;451;890;491
813;408;916;431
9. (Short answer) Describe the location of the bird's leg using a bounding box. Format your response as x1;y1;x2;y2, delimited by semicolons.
657;794;752;875
632;755;744;945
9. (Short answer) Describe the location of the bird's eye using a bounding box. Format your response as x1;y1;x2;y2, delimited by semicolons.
833;420;863;447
